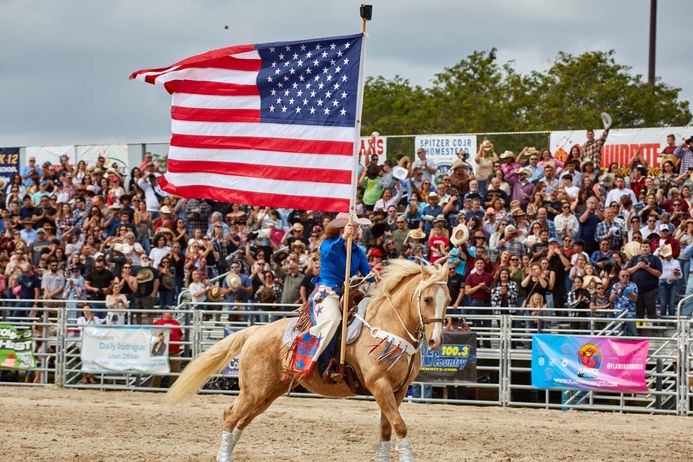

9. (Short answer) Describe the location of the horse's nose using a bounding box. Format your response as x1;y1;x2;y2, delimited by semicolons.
428;338;441;350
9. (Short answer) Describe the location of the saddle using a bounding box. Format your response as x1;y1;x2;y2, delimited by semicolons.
284;284;371;395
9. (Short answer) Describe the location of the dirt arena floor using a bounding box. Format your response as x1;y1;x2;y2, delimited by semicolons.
1;386;691;461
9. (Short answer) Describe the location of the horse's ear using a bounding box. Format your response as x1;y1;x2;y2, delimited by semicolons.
420;262;431;279
440;262;450;281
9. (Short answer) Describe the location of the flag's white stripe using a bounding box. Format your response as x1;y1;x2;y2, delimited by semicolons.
231;50;260;59
172;93;260;110
164;172;351;199
135;65;182;82
154;67;258;86
168;147;353;170
171;120;355;142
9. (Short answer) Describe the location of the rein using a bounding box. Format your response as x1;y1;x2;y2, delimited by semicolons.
374;272;447;347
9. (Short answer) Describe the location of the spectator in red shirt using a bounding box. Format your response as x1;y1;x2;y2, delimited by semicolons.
464;259;494;348
151;311;183;388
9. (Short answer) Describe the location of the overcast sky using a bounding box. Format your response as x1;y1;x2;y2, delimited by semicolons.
1;0;690;147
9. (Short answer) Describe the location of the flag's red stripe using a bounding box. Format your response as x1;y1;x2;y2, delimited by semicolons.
170;134;354;156
167;159;351;184
159;178;349;213
129;43;256;80
165;81;260;96
171;106;261;123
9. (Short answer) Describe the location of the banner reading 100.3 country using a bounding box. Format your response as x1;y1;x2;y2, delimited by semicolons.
416;330;477;383
532;334;649;393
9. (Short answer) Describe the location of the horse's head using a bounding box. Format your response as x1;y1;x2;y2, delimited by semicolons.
416;264;451;351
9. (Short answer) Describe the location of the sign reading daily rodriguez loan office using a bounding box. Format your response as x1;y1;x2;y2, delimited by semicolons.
81;326;170;374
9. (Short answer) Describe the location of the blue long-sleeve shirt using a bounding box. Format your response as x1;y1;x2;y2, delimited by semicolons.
319;235;371;291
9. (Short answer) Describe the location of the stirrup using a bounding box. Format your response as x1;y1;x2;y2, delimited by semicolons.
321;358;343;384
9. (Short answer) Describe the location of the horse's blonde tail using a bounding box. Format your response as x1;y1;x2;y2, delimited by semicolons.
164;325;261;405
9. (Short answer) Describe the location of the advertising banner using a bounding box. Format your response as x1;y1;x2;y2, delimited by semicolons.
358;134;387;164
221;326;240;378
76;144;130;173
81;326;170;374
0;148;20;181
414;135;477;178
550;127;689;170
416;330;477;383
0;324;36;370
532;334;649;393
25;145;76;167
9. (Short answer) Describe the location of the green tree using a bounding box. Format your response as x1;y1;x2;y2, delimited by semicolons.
527;50;691;129
362;49;692;140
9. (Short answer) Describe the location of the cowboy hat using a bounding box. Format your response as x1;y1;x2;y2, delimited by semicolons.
500;150;515;160
136;267;155;283
659;244;673;258
291;222;304;232
326;212;371;231
207;285;224;302
225;272;242;291
159;205;172;214
450;223;469;246
434;214;447;225
112;243;127;254
407;228;426;240
481;139;494;151
271;246;290;264
601;112;613;130
599;172;615;188
392;166;408;181
397;156;412;169
518;168;532;177
525;147;541;156
623;241;642;260
580;159;594;169
504;224;519;236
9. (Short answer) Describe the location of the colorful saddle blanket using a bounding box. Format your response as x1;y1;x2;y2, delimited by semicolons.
284;297;369;378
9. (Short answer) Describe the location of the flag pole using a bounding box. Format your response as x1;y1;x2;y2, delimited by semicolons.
339;5;372;378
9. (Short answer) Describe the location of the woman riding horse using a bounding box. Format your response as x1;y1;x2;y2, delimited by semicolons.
298;212;373;382
166;254;450;462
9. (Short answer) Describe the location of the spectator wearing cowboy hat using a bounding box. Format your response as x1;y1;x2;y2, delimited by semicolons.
499;151;521;186
282;222;308;247
404;228;426;257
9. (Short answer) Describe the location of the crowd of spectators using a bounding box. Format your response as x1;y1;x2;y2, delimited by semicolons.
1;132;692;341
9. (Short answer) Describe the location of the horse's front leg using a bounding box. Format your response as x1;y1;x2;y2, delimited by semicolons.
376;411;392;462
371;379;415;462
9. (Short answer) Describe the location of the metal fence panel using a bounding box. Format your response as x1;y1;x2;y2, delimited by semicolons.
1;299;690;415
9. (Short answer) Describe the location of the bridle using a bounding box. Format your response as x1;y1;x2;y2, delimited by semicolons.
373;271;447;346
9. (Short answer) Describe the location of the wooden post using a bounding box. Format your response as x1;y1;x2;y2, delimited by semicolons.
339;5;371;377
339;216;354;375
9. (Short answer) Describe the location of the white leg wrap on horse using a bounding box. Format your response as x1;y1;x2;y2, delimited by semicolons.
396;437;415;462
216;429;242;462
375;441;391;462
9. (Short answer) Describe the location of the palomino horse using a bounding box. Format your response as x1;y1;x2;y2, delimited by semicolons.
166;260;450;462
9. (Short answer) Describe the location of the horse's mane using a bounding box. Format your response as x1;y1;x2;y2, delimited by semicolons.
371;259;445;303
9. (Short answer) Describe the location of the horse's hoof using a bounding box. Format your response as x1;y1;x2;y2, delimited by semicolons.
396;437;415;462
375;441;391;462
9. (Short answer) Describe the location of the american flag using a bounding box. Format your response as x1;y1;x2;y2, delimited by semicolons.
130;33;364;212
